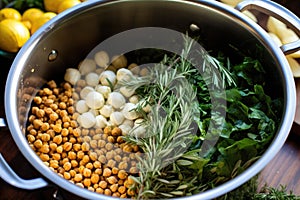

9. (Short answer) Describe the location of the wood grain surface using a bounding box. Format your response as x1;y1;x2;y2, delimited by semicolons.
0;1;299;199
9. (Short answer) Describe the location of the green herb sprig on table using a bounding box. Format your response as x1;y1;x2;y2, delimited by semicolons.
219;175;300;200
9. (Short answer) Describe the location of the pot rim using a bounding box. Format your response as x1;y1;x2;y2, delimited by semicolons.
4;0;296;199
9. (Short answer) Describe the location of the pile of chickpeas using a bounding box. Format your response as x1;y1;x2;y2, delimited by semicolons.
26;51;150;198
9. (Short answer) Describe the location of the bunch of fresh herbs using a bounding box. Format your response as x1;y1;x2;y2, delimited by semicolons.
120;35;284;199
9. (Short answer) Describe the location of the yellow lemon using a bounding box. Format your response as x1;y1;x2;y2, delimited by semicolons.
22;20;32;30
22;8;44;24
43;12;57;20
0;19;30;52
31;12;56;34
0;8;22;21
44;0;64;13
57;0;81;13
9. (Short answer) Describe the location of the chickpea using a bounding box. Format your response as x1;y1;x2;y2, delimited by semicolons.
89;152;98;161
86;162;94;170
73;143;81;151
107;160;116;169
68;151;77;160
74;173;83;182
53;135;63;145
71;160;78;168
53;124;62;133
61;128;69;137
82;142;90;152
49;143;58;151
105;143;114;151
41;122;50;132
94;168;102;175
49;160;59;169
107;176;118;185
103;168;111;177
56;145;63;154
99;180;108;189
36;109;45;118
118;185;126;194
111;127;122;137
96;187;104;194
91;174;100;184
98;140;106;148
104;188;112;196
83;178;91;187
39;154;50;162
77;151;85;160
82;155;90;164
33;139;42;148
118;161;128;170
63;142;72;151
64;172;71;180
33;119;43;129
41;133;50;142
27;135;35;143
117;170;128;180
40;144;50;154
83;168;92;177
70;169;76;177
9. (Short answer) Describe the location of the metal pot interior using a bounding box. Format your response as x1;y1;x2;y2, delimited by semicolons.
6;0;293;199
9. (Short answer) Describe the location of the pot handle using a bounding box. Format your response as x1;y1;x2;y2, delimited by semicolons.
235;0;300;55
0;118;49;189
0;153;48;189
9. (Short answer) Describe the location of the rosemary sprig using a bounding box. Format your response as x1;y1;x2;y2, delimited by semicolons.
119;34;237;199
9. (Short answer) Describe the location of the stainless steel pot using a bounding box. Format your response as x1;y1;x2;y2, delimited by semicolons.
0;0;299;199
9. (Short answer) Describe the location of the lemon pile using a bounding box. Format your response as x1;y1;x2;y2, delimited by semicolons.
0;0;84;53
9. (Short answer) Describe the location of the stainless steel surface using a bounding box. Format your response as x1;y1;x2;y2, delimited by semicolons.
1;0;297;199
236;0;300;54
0;118;6;128
0;154;48;189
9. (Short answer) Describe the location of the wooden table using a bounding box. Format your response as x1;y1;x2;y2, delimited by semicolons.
0;1;299;199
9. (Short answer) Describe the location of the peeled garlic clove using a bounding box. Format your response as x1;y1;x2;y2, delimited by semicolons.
111;54;128;69
107;92;126;109
80;86;94;99
116;68;133;82
85;91;105;109
99;70;116;86
120;86;135;98
64;68;81;85
85;72;99;87
95;85;111;99
76;99;89;114
94;50;109;68
110;111;125;125
78;112;96;128
100;105;114;118
129;95;139;104
122;103;139;120
78;59;97;75
118;124;132;135
95;115;108;129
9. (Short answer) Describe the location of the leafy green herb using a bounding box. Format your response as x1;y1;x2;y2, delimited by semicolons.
120;35;283;199
1;0;44;11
